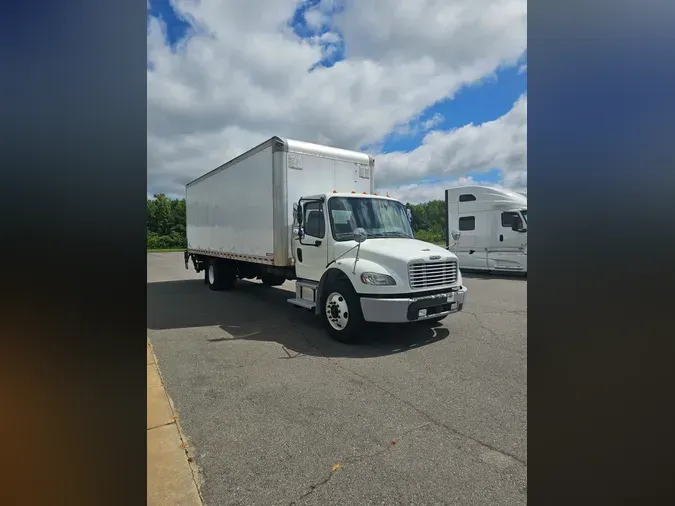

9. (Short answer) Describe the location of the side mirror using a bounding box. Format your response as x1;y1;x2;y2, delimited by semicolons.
294;203;303;225
511;218;523;232
451;229;461;241
353;227;367;244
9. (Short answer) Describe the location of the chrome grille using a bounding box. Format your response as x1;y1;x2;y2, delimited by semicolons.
408;261;458;289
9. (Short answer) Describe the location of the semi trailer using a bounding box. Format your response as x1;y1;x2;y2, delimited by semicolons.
184;136;467;343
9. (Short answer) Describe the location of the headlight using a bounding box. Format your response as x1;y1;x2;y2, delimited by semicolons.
360;272;396;285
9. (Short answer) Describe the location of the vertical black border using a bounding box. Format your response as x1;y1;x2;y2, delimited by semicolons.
0;0;147;504
529;0;675;503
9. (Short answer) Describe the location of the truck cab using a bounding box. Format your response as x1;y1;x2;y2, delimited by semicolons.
445;185;527;273
289;192;467;343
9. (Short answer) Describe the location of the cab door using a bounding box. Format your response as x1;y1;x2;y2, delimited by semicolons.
497;211;527;252
486;210;527;271
293;200;329;282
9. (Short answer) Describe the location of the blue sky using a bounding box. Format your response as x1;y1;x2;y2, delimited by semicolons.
376;65;526;186
148;0;190;48
147;1;527;201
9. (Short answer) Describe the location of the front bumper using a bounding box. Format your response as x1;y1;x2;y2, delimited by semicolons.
360;285;467;323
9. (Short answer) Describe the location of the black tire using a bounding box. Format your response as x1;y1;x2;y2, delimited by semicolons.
261;274;284;287
321;279;364;344
207;259;236;291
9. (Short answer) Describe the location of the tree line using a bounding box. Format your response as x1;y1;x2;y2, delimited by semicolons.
406;199;446;245
147;194;447;249
147;194;186;249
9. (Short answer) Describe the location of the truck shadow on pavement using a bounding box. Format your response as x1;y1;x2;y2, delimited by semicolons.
147;279;450;359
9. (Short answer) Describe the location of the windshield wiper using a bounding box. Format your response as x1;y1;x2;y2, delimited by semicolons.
385;231;411;238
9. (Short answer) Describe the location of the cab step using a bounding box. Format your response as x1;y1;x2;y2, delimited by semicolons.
287;298;316;310
287;279;319;311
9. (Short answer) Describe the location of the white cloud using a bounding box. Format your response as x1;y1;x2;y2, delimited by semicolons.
379;180;528;205
147;0;527;198
333;0;526;71
379;178;528;205
377;94;526;189
421;113;445;131
379;177;479;204
391;111;445;139
304;8;326;30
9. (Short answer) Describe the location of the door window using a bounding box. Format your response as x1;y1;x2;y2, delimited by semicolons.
501;211;520;228
303;202;325;238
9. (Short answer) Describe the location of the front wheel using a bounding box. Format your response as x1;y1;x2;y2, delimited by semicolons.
322;280;364;344
207;259;236;291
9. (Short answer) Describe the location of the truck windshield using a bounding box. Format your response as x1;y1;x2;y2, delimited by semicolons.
521;210;527;223
328;197;414;241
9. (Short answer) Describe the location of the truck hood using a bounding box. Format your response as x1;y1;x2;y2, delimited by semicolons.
333;238;457;265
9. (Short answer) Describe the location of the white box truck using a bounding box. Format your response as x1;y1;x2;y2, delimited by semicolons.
444;185;527;273
184;136;467;343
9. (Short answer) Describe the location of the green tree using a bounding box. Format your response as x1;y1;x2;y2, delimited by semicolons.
408;199;446;245
147;194;187;249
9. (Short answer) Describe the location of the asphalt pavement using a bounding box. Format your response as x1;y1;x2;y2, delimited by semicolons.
147;252;527;505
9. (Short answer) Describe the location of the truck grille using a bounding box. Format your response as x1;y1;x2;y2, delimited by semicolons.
408;261;458;289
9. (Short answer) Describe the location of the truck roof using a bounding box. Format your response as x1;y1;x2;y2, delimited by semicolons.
186;136;373;188
316;191;399;201
283;138;372;165
445;185;527;210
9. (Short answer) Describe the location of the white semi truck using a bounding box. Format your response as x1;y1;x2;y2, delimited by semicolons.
184;136;467;343
445;185;527;273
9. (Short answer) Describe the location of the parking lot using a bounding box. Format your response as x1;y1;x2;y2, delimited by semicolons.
147;252;527;505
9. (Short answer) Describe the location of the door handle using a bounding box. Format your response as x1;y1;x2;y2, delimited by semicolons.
296;248;303;262
499;234;504;242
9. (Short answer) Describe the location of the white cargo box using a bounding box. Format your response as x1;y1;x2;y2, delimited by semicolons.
186;137;374;267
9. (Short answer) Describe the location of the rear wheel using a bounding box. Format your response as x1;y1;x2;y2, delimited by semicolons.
207;259;236;291
322;280;364;344
261;274;285;287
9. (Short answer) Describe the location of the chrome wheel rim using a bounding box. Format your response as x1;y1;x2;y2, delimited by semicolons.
208;264;215;285
325;291;349;331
